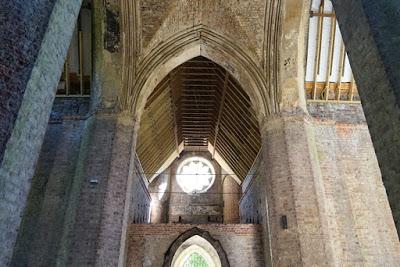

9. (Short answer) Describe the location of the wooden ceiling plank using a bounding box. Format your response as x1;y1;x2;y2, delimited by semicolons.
218;129;255;168
220;115;260;153
168;74;181;156
212;69;229;158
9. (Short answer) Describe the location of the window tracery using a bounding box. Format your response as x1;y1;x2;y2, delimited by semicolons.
176;157;215;194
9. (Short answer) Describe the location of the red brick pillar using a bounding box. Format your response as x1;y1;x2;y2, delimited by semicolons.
260;113;337;266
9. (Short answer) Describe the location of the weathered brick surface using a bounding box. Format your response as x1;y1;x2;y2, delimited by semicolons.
0;0;56;163
50;97;91;120
241;109;400;266
239;114;333;266
311;103;400;265
67;113;117;266
139;0;265;65
9;109;152;267
0;1;81;265
11;121;88;267
332;0;400;234
56;112;151;267
127;223;265;267
149;171;170;223
96;116;151;267
240;156;266;225
307;102;366;124
168;152;224;224
222;176;240;224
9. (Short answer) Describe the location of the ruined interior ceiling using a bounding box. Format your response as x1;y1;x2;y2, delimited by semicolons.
136;57;261;181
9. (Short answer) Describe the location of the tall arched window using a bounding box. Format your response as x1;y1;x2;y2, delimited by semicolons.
171;236;222;267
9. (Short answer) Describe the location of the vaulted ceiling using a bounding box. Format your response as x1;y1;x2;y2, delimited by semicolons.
136;57;261;181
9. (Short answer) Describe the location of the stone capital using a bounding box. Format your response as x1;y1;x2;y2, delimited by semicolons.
259;107;311;135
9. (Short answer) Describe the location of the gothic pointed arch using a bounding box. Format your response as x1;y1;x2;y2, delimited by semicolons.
119;0;312;119
163;228;230;267
123;27;275;120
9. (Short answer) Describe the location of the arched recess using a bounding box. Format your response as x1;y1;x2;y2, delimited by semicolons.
121;26;275;122
163;228;230;267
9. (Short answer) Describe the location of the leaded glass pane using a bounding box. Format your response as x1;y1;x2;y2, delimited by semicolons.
181;252;209;267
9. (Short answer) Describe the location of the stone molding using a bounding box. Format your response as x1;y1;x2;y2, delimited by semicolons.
122;25;275;120
259;108;311;135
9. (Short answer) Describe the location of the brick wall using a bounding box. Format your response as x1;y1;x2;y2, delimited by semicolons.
240;157;266;225
222;176;240;224
130;156;151;224
95;116;151;267
309;102;400;265
149;171;170;223
332;0;400;234
127;224;265;267
240;108;400;265
168;152;224;224
0;1;82;265
9;105;153;266
64;113;116;266
139;0;266;63
11;98;89;267
0;0;56;163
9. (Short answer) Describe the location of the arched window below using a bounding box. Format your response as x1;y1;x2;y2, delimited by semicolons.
182;252;209;267
171;236;222;267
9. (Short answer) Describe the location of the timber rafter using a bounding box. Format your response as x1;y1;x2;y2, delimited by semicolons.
136;57;261;181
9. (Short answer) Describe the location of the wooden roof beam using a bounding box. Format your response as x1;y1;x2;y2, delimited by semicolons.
212;70;229;159
169;73;181;157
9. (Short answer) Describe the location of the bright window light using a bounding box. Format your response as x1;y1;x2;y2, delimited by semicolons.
177;157;215;194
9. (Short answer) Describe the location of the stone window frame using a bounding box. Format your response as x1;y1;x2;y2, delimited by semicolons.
163;227;230;267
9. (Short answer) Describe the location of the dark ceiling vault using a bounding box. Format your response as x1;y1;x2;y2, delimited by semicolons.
136;57;261;181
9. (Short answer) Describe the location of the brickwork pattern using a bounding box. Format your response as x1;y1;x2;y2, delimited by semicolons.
311;103;400;265
50;97;91;120
96;116;151;266
139;0;265;65
168;152;224;224
11;118;87;267
240;157;266;225
241;109;400;266
241;114;337;266
222;176;240;224
0;1;82;265
0;0;56;163
332;0;400;234
127;224;265;267
67;114;117;266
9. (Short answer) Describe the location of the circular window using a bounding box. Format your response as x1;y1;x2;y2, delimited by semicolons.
177;157;215;194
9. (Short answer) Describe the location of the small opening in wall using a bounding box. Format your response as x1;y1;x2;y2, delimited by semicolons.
280;215;288;229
